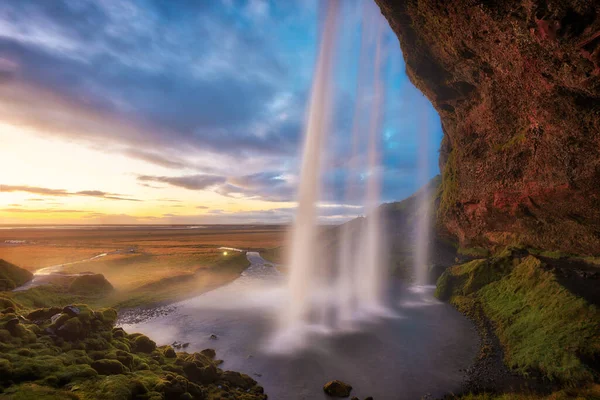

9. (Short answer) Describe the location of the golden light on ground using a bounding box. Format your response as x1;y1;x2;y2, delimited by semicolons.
223;251;228;256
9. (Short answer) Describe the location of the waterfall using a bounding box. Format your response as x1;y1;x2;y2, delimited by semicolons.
414;106;432;286
271;1;392;352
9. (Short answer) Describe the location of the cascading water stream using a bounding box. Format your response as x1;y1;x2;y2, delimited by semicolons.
282;0;340;335
414;105;432;287
272;1;395;352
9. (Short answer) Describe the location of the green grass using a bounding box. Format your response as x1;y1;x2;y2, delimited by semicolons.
436;254;600;384
106;251;250;309
0;260;33;292
8;286;89;310
479;256;599;382
2;252;251;312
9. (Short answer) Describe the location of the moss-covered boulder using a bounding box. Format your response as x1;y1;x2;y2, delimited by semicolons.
26;307;61;322
220;370;256;390
132;334;156;353
91;359;128;375
0;259;33;291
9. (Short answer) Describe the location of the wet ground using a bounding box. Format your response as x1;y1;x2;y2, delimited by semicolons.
120;252;479;400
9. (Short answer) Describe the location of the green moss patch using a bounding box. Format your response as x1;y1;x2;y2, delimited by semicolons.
0;303;267;400
436;254;600;384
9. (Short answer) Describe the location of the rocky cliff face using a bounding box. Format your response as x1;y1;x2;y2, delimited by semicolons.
375;0;600;255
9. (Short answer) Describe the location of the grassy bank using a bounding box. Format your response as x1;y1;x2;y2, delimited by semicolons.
436;250;600;398
1;251;250;313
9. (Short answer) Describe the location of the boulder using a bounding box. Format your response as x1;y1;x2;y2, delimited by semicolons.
62;305;81;317
182;362;219;385
323;380;352;397
26;307;61;322
220;370;256;390
91;359;128;375
57;317;84;340
163;346;177;358
133;334;157;353
200;348;216;359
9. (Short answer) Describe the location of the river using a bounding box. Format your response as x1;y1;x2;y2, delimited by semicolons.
118;252;478;399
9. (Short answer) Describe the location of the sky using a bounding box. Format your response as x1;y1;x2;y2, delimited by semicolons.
0;0;442;225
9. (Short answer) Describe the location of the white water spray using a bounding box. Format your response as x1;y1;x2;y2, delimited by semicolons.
414;106;432;286
283;0;340;332
273;1;391;351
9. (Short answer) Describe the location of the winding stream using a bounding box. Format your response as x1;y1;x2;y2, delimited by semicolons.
121;252;478;400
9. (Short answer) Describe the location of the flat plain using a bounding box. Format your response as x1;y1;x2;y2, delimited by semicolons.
0;225;286;308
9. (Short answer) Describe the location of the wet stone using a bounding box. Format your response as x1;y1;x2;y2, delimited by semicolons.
323;380;352;397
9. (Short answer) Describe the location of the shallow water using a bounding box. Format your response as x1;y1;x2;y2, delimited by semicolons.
121;252;478;400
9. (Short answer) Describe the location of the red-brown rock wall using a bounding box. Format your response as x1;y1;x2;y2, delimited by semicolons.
376;0;600;255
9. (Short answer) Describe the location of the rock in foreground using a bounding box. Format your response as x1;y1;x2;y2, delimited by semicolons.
324;380;353;397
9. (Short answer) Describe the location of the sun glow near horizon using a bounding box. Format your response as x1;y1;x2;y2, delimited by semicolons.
0;124;298;225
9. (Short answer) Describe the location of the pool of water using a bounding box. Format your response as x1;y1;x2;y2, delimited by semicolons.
120;252;478;400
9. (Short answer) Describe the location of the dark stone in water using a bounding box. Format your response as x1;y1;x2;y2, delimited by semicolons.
200;348;216;359
323;380;352;397
209;334;218;340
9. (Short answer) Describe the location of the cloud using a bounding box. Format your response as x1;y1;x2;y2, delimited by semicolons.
123;149;191;169
0;0;309;178
2;208;85;213
1;184;140;201
0;0;444;215
137;174;226;191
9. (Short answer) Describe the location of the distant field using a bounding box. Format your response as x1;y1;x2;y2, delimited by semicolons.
0;225;286;308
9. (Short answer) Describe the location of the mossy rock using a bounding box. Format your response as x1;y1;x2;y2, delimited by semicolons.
55;363;98;384
220;370;256;390
161;345;177;358
26;307;61;322
57;317;84;340
91;359;129;375
133;334;156;353
97;308;118;326
0;358;12;381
